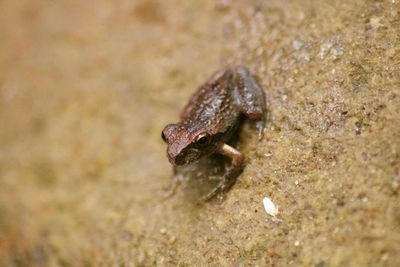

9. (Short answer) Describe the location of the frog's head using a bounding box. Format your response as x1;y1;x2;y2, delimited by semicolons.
161;123;221;166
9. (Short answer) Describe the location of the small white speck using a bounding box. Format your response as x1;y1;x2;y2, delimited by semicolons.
294;240;300;246
263;197;279;217
362;197;368;203
264;151;273;157
294;180;299;185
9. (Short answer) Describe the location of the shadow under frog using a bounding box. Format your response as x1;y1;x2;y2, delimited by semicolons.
161;66;267;201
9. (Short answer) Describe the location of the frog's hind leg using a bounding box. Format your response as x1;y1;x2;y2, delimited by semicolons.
202;144;244;201
233;66;267;139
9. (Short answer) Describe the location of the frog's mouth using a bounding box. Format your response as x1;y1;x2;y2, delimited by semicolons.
170;148;200;166
172;156;187;166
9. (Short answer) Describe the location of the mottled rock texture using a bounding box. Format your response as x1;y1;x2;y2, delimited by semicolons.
0;0;399;266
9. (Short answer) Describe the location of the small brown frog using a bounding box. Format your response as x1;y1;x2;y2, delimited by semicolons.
161;66;267;201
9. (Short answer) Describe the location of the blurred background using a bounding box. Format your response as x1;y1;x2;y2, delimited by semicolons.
0;0;399;266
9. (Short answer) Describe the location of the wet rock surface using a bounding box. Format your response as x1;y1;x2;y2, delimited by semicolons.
0;0;399;266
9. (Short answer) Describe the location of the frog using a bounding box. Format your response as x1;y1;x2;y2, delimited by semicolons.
161;66;267;201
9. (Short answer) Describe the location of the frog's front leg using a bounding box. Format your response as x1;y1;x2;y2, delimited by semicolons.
203;144;244;201
234;66;267;139
164;166;181;198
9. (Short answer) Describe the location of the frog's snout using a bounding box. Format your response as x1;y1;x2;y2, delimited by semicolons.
167;147;184;166
167;152;186;166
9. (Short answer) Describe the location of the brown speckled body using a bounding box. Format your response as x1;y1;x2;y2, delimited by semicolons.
162;66;266;200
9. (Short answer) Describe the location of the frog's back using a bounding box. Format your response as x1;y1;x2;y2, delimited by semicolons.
180;70;240;135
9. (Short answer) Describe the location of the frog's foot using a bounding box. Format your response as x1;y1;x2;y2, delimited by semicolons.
163;175;181;199
202;144;244;202
202;174;235;201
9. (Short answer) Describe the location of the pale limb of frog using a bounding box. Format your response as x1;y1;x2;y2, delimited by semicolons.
202;144;244;201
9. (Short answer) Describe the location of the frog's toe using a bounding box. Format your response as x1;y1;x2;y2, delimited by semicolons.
202;187;221;202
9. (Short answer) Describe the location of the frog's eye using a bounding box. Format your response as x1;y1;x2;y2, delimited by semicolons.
196;133;210;145
161;131;167;143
